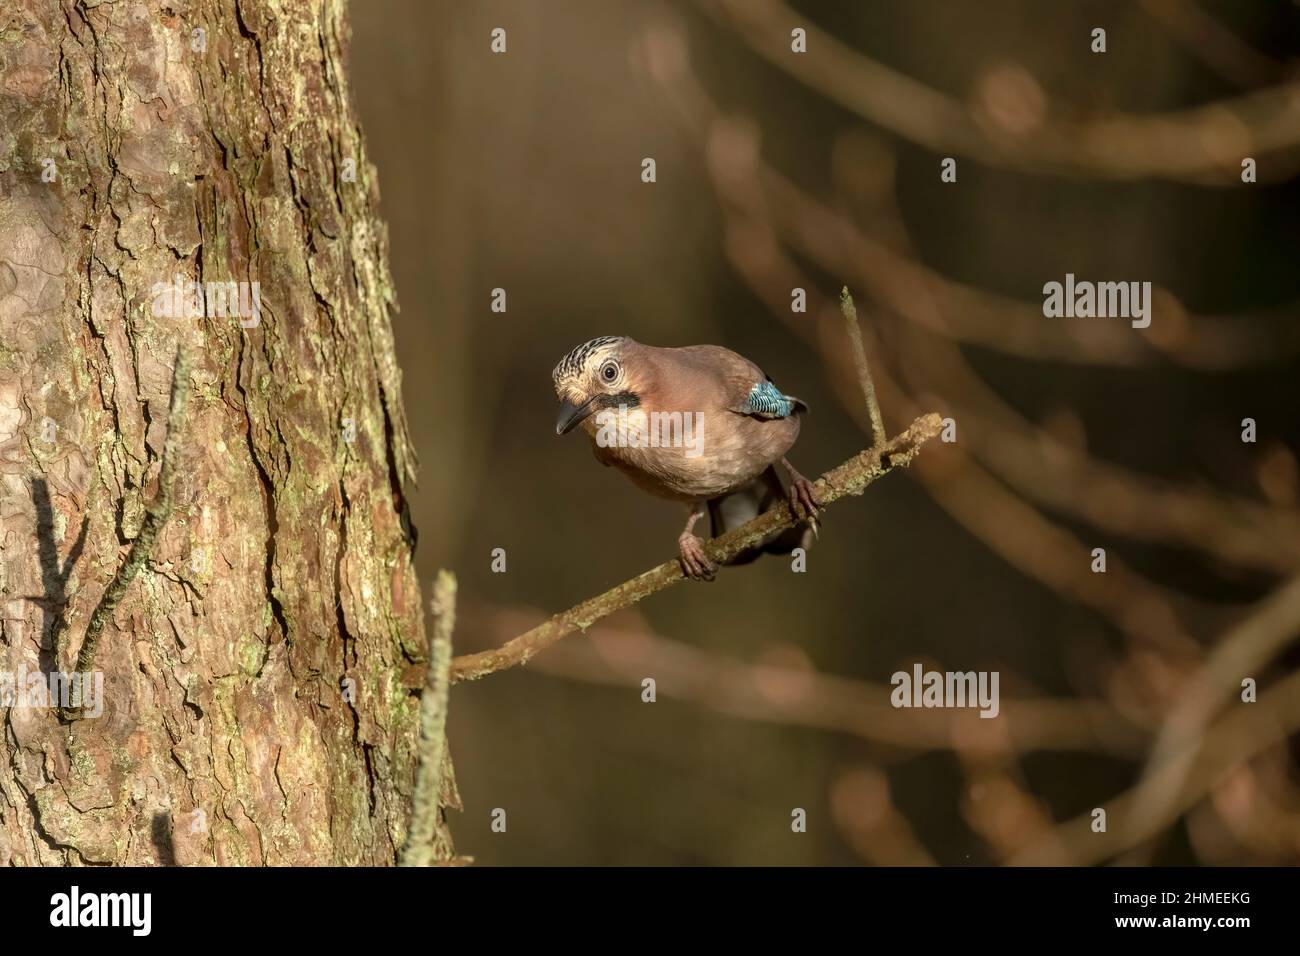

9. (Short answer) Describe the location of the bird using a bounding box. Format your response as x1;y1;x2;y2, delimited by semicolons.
552;335;821;580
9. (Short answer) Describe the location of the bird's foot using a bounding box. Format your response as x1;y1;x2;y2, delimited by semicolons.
787;471;822;521
677;532;717;581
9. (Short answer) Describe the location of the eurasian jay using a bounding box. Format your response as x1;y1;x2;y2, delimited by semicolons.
552;336;820;580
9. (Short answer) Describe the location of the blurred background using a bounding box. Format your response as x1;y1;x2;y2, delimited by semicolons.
349;0;1300;865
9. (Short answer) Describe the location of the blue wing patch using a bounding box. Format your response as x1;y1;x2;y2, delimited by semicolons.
742;380;795;418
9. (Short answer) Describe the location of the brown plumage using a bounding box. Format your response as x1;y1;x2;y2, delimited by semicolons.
552;337;820;580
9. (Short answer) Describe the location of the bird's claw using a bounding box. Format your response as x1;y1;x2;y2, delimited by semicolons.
677;533;717;582
788;475;822;521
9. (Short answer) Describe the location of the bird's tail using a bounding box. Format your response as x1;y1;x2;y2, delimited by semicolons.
707;466;815;566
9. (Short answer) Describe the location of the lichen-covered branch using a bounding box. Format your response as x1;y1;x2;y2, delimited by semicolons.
61;347;192;718
400;571;456;866
450;412;942;683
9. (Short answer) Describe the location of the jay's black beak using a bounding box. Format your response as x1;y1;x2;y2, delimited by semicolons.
555;396;597;436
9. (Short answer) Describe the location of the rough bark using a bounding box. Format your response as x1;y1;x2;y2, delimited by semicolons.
0;0;446;865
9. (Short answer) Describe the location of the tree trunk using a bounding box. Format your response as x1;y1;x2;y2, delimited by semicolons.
0;0;446;865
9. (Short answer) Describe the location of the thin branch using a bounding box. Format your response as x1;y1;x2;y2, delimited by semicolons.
735;241;1208;649
839;287;885;449
1138;0;1284;90
61;346;192;718
401;570;457;866
460;603;1150;756
857;169;1300;575
1009;665;1300;866
708;192;1209;651
650;45;1300;594
1123;573;1300;845
703;0;1300;183
644;24;1300;369
451;413;943;683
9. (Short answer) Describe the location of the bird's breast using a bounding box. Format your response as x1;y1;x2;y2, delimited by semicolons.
584;407;799;501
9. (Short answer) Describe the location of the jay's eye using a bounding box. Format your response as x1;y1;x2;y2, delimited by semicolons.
599;360;619;383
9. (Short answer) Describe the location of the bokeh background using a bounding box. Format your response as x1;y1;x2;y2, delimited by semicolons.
349;0;1300;865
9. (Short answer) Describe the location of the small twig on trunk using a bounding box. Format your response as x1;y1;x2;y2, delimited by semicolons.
450;413;942;683
400;570;456;866
61;346;192;720
840;287;886;449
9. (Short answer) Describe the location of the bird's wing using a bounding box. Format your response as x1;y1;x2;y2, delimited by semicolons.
659;345;808;419
730;379;809;419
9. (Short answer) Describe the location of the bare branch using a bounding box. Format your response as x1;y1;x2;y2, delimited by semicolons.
1009;665;1300;866
450;413;943;683
1139;0;1284;90
662;57;1300;581
702;0;1300;183
460;604;1150;757
1123;573;1300;844
644;26;1300;368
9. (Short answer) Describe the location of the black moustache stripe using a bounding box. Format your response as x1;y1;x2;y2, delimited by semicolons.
598;391;640;410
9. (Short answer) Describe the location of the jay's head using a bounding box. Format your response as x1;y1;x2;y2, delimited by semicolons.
552;335;640;436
